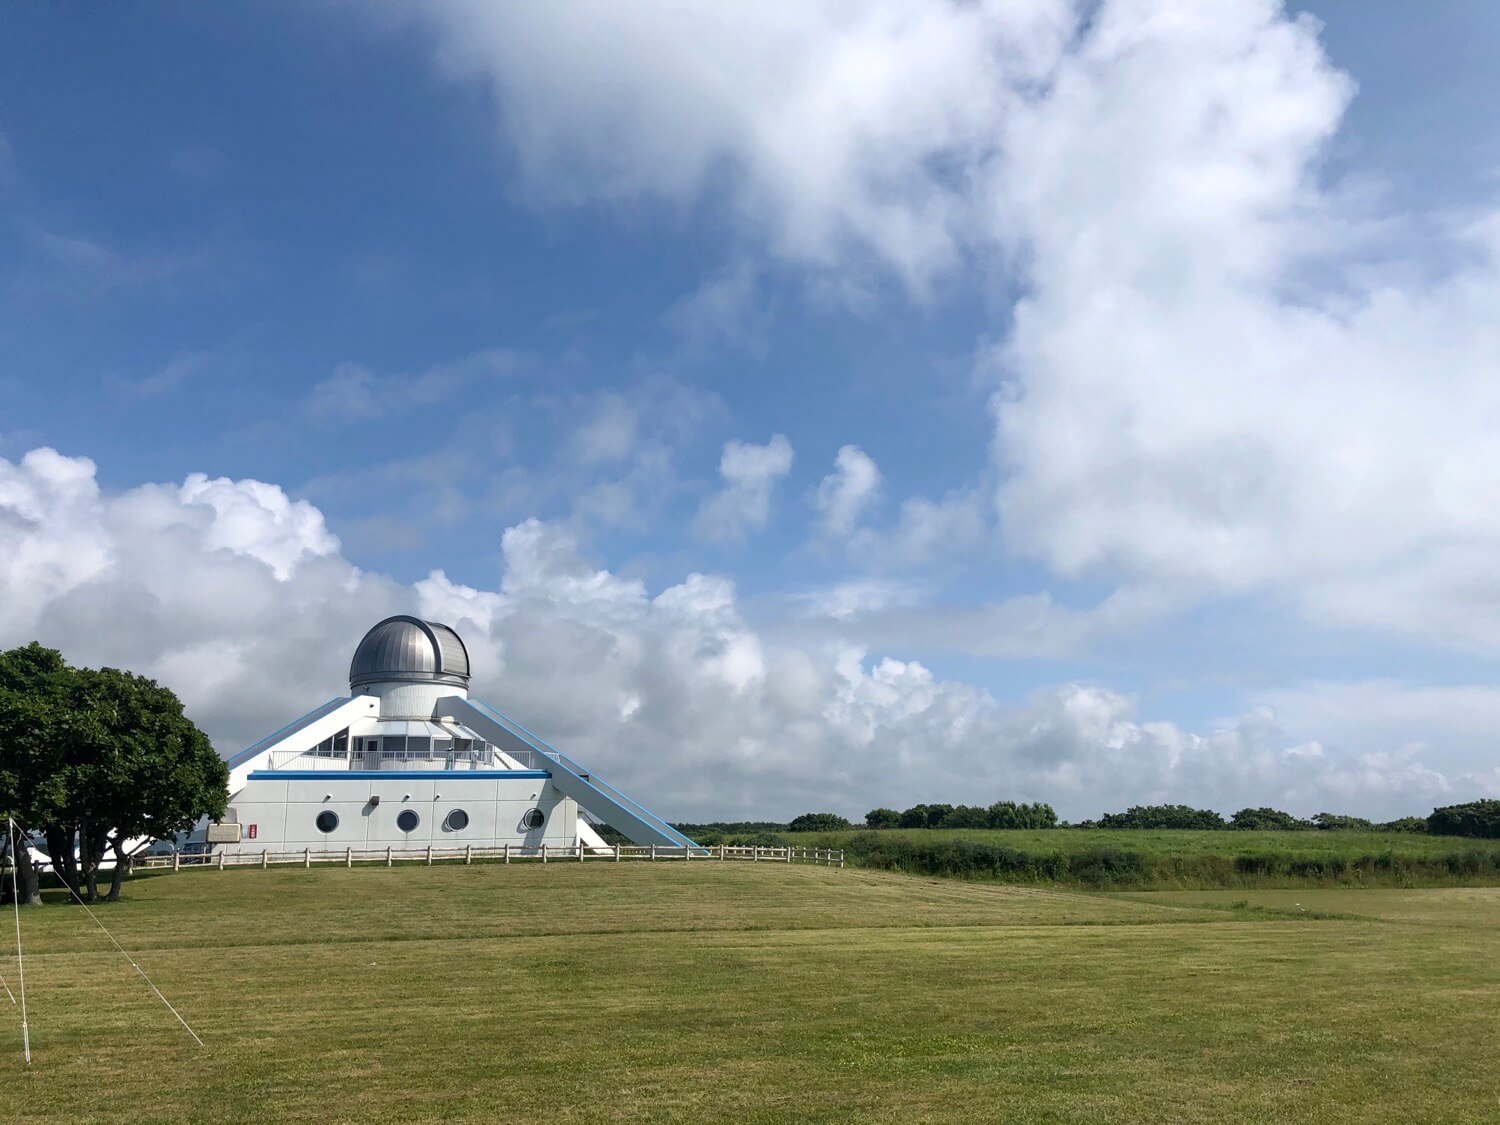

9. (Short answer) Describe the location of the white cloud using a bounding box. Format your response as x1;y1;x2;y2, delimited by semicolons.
395;0;1500;651
2;446;1488;821
694;434;794;542
794;578;925;623
666;262;773;358
984;3;1500;651
177;472;340;581
570;392;640;465
814;444;882;537
848;488;987;570
788;582;1183;661
401;0;1077;294
307;349;516;422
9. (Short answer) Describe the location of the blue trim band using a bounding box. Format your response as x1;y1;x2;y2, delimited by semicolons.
247;769;552;781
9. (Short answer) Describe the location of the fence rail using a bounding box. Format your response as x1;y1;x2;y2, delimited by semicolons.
134;844;845;872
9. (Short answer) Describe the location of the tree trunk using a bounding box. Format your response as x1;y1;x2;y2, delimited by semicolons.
4;823;43;906
106;835;130;902
80;820;107;902
44;823;81;900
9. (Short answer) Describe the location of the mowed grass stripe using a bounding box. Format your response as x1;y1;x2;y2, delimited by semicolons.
1;866;1495;1123
12;865;1217;956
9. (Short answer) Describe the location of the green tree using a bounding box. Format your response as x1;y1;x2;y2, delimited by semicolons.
1312;812;1373;831
1375;816;1428;834
1098;804;1227;830
864;808;901;829
0;643;72;905
937;805;989;829
1229;807;1312;831
788;812;851;832
0;643;227;904
922;803;953;828
1427;800;1500;839
988;800;1059;829
898;804;931;829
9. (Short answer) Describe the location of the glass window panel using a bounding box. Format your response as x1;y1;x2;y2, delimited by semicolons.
384;736;407;755
407;737;431;756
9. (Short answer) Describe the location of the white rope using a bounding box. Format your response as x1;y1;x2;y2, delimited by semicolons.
8;819;30;1063
53;857;203;1048
0;834;16;1004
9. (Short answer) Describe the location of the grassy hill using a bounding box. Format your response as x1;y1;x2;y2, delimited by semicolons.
1;863;1497;1121
775;827;1500;888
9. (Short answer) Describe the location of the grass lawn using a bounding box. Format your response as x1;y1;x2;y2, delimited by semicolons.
1;864;1496;1122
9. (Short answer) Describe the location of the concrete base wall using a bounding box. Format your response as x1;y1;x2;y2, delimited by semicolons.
221;774;577;853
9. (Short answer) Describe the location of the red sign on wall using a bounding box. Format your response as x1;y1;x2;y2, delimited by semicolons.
247;824;258;840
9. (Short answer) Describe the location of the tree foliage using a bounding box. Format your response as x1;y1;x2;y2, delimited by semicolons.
1098;804;1227;830
1312;812;1373;831
0;642;227;904
864;807;901;829
1375;816;1428;834
788;812;852;832
1427;800;1500;839
1230;807;1312;831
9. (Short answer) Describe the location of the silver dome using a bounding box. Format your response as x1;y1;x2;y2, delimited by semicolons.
349;615;471;690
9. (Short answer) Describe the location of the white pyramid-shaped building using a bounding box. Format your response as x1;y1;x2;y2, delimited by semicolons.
215;615;697;855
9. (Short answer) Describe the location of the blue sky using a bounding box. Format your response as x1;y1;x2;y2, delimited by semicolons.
3;2;1499;820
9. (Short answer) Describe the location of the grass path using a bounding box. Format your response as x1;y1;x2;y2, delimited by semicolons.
1;866;1495;1122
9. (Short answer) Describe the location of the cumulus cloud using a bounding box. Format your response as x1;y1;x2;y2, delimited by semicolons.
694;434;794;542
395;0;1500;651
1;447;1486;821
814;444;882;538
987;0;1500;629
402;0;1076;294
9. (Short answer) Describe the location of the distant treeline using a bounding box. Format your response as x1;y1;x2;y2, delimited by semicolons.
681;798;1499;841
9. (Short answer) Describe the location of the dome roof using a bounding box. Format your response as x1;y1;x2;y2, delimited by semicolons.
349;615;471;690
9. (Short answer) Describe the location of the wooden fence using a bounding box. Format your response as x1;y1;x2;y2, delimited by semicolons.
135;843;844;871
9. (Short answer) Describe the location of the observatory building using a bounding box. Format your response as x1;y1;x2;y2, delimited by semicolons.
213;615;696;856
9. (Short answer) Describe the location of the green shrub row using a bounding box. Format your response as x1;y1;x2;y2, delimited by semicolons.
832;835;1500;889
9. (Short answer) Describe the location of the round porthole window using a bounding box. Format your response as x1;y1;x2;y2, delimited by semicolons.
396;809;420;833
521;808;545;830
315;811;339;834
443;809;469;832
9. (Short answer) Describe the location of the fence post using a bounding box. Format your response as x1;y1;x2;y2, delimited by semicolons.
578;842;585;862
504;843;510;865
426;845;433;866
173;851;180;873
262;849;268;870
684;844;691;862
542;843;548;864
650;844;657;862
838;850;844;869
217;851;225;871
346;846;352;868
614;844;621;863
465;845;472;866
719;843;726;862
386;845;392;867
